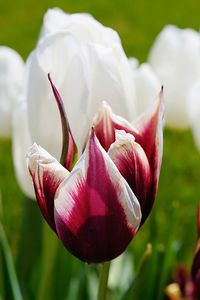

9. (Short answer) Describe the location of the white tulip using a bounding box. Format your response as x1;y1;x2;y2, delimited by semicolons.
39;8;120;45
148;25;200;129
129;61;161;116
26;10;137;159
108;252;133;291
188;80;200;150
12;97;35;198
0;46;24;137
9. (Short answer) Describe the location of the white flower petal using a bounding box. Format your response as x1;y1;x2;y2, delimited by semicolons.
12;98;34;198
0;46;24;138
149;25;200;129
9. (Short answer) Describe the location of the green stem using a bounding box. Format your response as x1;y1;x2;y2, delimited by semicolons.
97;261;111;300
37;222;59;300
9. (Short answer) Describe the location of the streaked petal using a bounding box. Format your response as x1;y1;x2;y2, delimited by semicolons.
191;248;200;297
133;88;164;199
27;143;69;231
198;205;200;238
108;130;152;224
54;129;141;263
48;74;78;170
93;102;139;151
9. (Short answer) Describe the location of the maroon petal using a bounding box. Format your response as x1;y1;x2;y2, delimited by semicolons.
191;248;200;296
27;143;69;231
133;88;164;201
108;130;152;224
191;205;200;296
93;102;139;152
197;204;200;238
54;129;141;263
48;74;78;170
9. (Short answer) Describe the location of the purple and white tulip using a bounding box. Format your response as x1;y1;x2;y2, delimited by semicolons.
27;77;163;263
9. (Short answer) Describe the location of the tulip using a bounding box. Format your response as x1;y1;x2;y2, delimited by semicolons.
148;25;200;129
27;76;163;263
12;9;160;199
0;46;24;138
130;61;161;117
39;8;120;44
12;97;34;198
26;14;136;158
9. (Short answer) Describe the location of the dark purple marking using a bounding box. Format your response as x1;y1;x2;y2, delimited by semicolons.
55;132;135;263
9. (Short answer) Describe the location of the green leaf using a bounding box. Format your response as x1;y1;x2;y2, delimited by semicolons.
16;198;43;299
0;223;23;300
37;222;60;300
121;244;153;300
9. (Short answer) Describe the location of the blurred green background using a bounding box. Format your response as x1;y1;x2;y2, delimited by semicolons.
0;0;200;299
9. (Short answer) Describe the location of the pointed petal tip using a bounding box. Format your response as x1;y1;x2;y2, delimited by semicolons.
101;100;112;110
47;72;51;81
48;73;56;91
158;85;164;114
93;101;113;122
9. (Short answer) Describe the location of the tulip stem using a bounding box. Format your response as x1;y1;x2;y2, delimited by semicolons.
97;261;111;300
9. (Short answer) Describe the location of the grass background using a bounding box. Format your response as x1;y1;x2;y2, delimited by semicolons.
0;0;200;298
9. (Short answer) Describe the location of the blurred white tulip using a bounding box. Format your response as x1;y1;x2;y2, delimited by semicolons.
188;80;200;150
12;97;35;198
26;9;137;158
108;252;133;291
129;61;161;116
39;8;121;45
0;46;24;138
148;25;200;129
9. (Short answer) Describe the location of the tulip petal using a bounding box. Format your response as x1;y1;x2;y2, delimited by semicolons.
54;129;141;263
27;143;69;231
191;248;200;293
12;99;35;199
0;46;24;138
133;88;164;199
108;130;152;224
48;74;78;170
93;102;139;151
198;205;200;238
149;25;200;129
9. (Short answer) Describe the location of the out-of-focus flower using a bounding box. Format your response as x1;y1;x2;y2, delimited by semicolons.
129;61;161;116
0;46;24;138
13;9;161;199
108;251;133;292
26;10;137;157
12;97;34;198
27;78;163;263
165;205;200;300
148;25;200;129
